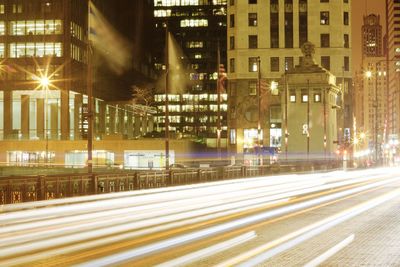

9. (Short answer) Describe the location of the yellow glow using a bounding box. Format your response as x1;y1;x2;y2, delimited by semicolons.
40;77;50;87
360;132;366;139
365;71;372;78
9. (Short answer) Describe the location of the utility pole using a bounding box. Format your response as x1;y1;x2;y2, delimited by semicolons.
216;41;221;159
165;27;170;170
257;57;262;165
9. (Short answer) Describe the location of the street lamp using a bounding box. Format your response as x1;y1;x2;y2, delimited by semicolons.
38;76;51;166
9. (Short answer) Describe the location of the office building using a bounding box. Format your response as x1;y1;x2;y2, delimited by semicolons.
0;0;158;166
152;0;228;139
227;0;352;156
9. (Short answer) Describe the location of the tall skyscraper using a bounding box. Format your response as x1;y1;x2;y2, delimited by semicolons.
227;0;352;156
357;14;386;155
387;0;400;138
362;14;383;57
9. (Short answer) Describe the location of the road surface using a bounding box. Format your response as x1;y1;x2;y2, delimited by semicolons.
1;167;400;266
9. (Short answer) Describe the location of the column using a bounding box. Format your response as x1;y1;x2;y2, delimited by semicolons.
109;106;116;134
37;98;44;139
60;89;69;140
21;95;30;139
50;103;59;140
99;101;106;136
118;106;125;135
134;115;141;137
74;94;82;140
126;111;133;139
141;116;148;136
3;90;12;139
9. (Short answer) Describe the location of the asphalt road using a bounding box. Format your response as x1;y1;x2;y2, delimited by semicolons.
1;167;400;266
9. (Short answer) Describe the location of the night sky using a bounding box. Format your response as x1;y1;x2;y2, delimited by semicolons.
352;0;386;72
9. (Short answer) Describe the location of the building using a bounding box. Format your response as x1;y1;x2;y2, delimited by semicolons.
152;0;228;139
227;0;352;158
0;0;160;167
153;92;227;142
387;0;400;139
281;42;339;158
362;14;383;57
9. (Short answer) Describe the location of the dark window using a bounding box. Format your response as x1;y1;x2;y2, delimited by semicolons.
321;56;330;70
299;1;308;46
320;34;330;47
320;11;329;25
249;81;257;95
285;57;294;71
271;57;279;72
270;0;279;48
230;0;234;5
344;0;348;3
285;0;293;48
249;57;259;72
249;35;258;49
344;56;349;71
230;36;235;49
249;0;257;3
249;13;257;26
344;34;349;48
320;0;329;2
230;14;235;27
229;58;235;73
344;12;349;25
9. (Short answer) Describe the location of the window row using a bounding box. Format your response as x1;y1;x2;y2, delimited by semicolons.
180;19;208;27
229;34;350;50
289;91;322;103
229;56;350;73
9;20;63;35
154;0;226;6
229;11;349;28
9;42;63;58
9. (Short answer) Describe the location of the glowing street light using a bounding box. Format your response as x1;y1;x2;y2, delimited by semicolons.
39;76;50;88
37;75;52;166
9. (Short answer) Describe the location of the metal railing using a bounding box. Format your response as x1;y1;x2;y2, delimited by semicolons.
0;161;344;205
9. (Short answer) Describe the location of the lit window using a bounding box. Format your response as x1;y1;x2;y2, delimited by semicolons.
290;92;296;102
314;93;321;102
249;57;259;72
302;93;308;102
320;11;329;25
230;129;236;144
0;4;4;14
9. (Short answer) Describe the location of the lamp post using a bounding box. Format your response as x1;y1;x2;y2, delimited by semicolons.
39;76;51;166
257;56;262;165
165;28;170;170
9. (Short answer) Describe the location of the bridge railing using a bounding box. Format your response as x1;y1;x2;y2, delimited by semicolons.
0;160;345;204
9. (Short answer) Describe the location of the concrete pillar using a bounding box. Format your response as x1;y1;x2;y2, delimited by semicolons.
126;111;133;139
60;89;69;140
134;115;141;137
148;116;154;132
37;98;44;139
21;95;29;139
74;94;82;140
50;103;59;140
141;116;148;135
3;90;12;139
109;106;116;134
98;101;106;136
118;107;125;135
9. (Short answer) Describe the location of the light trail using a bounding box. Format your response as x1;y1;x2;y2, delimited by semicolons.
304;234;355;267
155;231;257;267
67;174;400;266
0;168;398;266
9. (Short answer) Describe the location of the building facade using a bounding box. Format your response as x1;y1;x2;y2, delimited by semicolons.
227;0;352;157
0;0;157;166
152;0;228;138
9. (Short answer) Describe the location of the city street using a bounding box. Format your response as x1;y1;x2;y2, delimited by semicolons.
1;168;400;266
